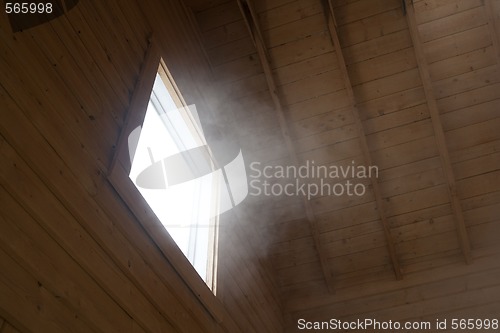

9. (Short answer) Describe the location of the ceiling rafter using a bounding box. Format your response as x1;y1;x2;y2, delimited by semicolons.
322;0;403;280
236;0;336;292
404;0;472;264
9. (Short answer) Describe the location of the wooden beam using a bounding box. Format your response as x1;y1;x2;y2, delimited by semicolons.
236;0;336;292
404;0;472;264
323;0;403;280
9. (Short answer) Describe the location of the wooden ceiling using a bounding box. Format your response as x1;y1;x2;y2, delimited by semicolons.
186;0;500;325
0;0;498;331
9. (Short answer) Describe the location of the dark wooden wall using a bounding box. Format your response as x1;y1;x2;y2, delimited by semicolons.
0;1;283;332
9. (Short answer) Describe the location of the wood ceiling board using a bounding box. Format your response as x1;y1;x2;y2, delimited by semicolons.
413;0;483;25
428;46;497;82
418;5;486;43
423;24;492;64
258;0;323;31
436;82;500;113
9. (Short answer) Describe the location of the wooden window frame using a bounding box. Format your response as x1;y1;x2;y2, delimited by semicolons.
107;40;223;323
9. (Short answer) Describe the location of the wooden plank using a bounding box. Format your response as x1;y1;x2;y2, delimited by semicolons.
320;219;382;245
284;247;500;314
366;118;435;151
83;0;142;78
338;8;407;47
445;117;500;152
295;265;500;323
0;70;101;197
218;237;269;332
268;33;334;69
49;17;127;125
379;166;445;197
258;0;323;31
0;135;190;333
418;6;486;42
218;215;285;333
216;264;265;332
298;138;361;165
424;24;491;64
343;29;413;65
272;236;319;269
398;230;460;261
385;184;450;217
290;107;354;139
413;0;483;25
348;47;417;86
237;0;336;292
405;0;472;263
263;13;326;48
207;36;256;66
277;261;326;287
334;0;401;26
457;170;500;200
287;89;350;122
441;99;500;131
437;82;500;113
454;151;500;180
27;24;120;153
393;214;456;243
357;86;427;120
378;156;442;181
0;188;141;333
469;221;500;249
451;138;500;167
322;229;388;258
274;52;339;86
0;246;94;333
428;45;496;81
280;69;344;105
202;20;248;49
294;123;358;152
213;54;262;83
221;72;268;99
464;201;500;226
55;3;131;103
363;103;429;134
196;1;241;31
372;135;439;170
268;217;312;241
317;201;379;232
311;187;375;220
0;17;115;172
329;246;391;273
433;65;499;99
252;0;296;14
353;68;422;102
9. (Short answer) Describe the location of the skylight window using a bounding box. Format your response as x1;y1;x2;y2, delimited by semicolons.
128;61;220;288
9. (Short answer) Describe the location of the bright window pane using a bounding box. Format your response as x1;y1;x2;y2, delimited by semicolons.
129;72;218;286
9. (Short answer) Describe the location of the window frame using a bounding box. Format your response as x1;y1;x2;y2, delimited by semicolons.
107;40;222;322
